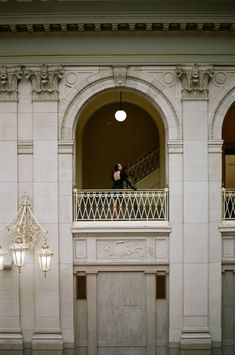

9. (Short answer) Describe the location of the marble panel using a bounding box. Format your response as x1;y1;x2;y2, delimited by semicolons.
223;237;235;259
156;237;168;261
97;272;145;345
74;239;87;259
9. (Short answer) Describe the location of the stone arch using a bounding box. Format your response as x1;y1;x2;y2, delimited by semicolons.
210;85;235;140
59;74;180;141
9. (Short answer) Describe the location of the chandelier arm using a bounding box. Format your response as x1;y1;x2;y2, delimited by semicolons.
4;204;24;232
28;207;47;235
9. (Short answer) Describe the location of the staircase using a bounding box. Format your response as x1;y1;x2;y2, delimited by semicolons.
125;148;160;189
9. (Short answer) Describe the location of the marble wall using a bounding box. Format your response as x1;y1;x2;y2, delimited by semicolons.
0;63;234;354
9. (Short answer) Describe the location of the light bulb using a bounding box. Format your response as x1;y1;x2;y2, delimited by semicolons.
115;109;127;122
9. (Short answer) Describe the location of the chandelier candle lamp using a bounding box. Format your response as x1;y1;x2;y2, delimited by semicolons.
1;194;54;276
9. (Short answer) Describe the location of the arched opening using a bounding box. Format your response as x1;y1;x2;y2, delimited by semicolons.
75;89;166;190
222;103;235;188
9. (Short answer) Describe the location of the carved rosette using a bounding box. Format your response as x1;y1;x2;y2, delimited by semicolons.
177;64;214;99
0;66;23;100
25;64;64;100
113;66;127;86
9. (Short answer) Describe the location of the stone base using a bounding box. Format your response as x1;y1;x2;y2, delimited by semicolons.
0;331;23;354
180;330;212;355
32;332;63;355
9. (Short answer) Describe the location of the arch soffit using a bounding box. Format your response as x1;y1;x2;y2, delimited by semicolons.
60;73;180;141
210;84;235;140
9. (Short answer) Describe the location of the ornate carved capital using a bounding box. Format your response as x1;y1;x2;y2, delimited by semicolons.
113;66;127;86
177;64;214;99
25;64;64;100
0;66;23;100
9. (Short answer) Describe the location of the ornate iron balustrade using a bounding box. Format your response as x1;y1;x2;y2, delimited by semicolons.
222;188;235;220
73;188;168;221
125;149;159;184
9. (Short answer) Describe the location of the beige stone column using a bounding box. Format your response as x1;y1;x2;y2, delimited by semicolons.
0;66;23;353
87;271;97;355
17;78;34;352
28;65;64;354
58;141;74;353
208;140;223;350
145;271;156;355
181;98;211;354
168;140;184;354
177;64;214;354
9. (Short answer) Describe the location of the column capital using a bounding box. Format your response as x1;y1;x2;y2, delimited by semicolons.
177;64;214;99
25;64;64;101
0;65;23;101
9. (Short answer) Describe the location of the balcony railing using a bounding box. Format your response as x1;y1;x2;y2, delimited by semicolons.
222;188;235;220
125;148;159;184
73;188;168;222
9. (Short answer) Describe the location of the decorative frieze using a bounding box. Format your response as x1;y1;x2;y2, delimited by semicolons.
97;239;146;259
177;64;214;99
73;235;169;263
0;65;23;100
25;64;64;100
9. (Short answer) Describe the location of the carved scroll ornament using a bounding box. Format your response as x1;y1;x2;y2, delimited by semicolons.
177;64;214;98
113;66;127;86
25;64;64;100
0;65;23;100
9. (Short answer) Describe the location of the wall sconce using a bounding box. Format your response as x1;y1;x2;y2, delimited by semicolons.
1;194;54;277
114;92;127;122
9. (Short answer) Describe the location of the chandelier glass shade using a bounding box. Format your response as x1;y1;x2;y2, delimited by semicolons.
37;241;54;277
10;237;29;270
0;246;7;270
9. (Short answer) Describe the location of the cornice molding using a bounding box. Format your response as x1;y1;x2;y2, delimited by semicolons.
0;21;234;37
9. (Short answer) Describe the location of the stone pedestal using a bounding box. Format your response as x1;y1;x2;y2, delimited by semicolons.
0;331;23;355
180;329;211;355
32;332;63;355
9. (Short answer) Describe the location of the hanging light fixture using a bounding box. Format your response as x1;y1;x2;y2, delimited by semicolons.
10;237;29;272
2;194;54;275
36;238;54;277
0;245;7;270
115;92;127;122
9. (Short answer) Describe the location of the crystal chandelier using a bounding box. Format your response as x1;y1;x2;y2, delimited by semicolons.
0;194;54;276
